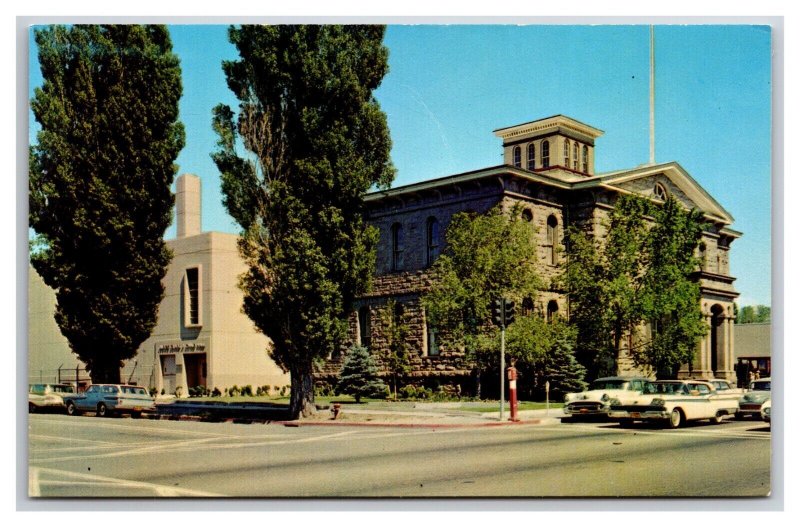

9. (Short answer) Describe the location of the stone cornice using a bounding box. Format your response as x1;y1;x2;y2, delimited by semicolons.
493;114;604;144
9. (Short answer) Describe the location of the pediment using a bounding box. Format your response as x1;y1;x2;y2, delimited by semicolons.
597;162;734;225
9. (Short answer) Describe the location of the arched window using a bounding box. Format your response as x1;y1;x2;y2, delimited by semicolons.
654;182;668;201
513;146;521;168
582;145;589;173
527;143;536;170
542;140;550;168
573;142;579;170
522;297;534;316
546;215;558;265
426;217;440;266
546;300;559;322
391;223;403;271
521;208;533;222
358;306;371;349
563;140;570;167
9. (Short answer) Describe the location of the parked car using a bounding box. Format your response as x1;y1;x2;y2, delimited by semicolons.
608;380;739;428
563;376;650;419
761;399;771;423
697;378;745;396
28;383;76;413
737;378;771;419
64;384;155;418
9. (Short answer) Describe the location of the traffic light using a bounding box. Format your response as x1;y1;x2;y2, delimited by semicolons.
491;298;503;326
504;300;516;326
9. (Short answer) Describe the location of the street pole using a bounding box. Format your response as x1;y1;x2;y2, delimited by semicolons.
500;321;506;422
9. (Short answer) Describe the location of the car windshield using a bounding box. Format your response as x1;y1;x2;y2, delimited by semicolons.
644;382;688;395
751;380;771;391
51;385;74;393
590;380;627;390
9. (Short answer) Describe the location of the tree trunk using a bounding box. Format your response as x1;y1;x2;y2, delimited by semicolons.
89;360;121;384
474;367;482;399
288;367;316;420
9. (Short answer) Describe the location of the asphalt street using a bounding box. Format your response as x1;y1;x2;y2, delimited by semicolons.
27;414;770;498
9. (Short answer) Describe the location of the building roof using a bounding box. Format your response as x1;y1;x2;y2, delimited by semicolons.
366;160;736;228
492;114;604;141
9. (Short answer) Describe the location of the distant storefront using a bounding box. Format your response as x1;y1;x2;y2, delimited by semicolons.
733;323;771;387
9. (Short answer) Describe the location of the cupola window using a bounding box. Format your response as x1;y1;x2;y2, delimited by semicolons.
573;142;579;170
563;140;570;167
513;146;521;168
527;143;535;170
542;140;550;168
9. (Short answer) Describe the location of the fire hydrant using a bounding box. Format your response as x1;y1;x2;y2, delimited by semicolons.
507;363;519;422
331;403;342;420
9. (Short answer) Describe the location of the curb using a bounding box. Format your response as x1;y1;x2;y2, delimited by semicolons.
144;413;553;428
276;418;546;428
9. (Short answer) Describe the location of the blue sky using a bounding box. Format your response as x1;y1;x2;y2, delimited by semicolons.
28;24;773;307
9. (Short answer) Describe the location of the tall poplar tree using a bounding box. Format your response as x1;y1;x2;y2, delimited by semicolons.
211;25;394;419
29;25;185;383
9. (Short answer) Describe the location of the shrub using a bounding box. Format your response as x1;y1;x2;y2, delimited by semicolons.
149;387;157;397
229;385;240;397
262;385;271;396
399;385;417;399
161;388;165;395
242;384;253;396
211;387;222;397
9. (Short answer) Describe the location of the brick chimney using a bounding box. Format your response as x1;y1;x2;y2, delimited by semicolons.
176;174;201;238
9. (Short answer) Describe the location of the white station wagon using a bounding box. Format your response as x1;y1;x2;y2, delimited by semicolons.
608;380;739;428
563;376;650;419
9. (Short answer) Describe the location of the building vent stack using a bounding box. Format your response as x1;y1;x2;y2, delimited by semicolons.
176;174;201;238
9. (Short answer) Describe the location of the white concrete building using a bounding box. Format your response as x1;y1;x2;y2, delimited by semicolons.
28;174;289;394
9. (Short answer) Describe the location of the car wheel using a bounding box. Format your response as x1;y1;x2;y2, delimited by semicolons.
131;411;142;419
734;412;744;420
97;403;108;417
618;419;633;428
66;401;78;416
710;412;724;425
668;408;683;429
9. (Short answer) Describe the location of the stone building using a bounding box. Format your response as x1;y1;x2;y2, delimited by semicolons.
316;115;740;388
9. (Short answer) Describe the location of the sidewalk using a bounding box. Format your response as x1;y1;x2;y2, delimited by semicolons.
291;405;565;428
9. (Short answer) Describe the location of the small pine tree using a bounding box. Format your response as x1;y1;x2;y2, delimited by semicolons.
336;345;387;403
542;335;588;399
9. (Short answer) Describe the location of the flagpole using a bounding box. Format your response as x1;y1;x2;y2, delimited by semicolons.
650;25;656;165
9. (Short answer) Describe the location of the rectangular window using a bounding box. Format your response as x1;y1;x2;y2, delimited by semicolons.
184;266;202;327
427;327;439;356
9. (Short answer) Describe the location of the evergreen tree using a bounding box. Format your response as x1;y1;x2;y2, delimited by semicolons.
335;345;387;403
211;25;394;419
421;205;542;397
29;25;185;383
505;316;586;399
